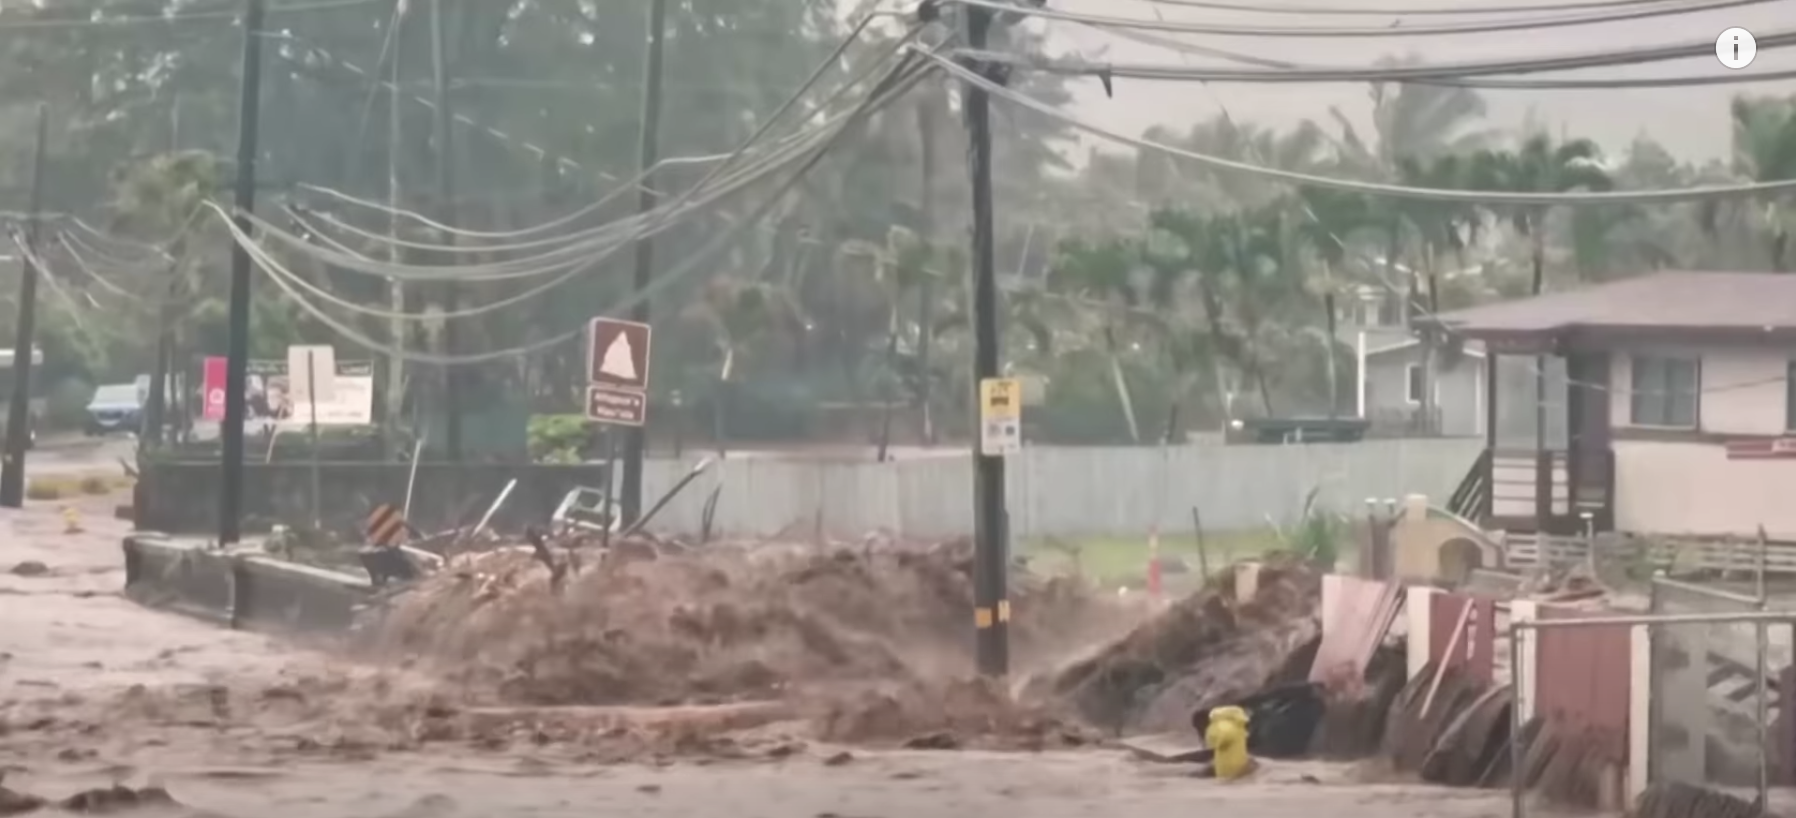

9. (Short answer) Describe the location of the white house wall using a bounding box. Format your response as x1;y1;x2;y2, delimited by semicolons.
1606;344;1796;539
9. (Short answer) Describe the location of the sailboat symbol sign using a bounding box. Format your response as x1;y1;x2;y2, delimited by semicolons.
587;317;653;389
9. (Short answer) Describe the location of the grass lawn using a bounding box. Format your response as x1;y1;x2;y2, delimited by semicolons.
1019;528;1293;590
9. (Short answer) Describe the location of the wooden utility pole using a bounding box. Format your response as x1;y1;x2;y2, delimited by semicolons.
0;103;48;509
430;0;461;460
963;6;1009;676
218;0;266;545
618;0;669;527
386;0;408;459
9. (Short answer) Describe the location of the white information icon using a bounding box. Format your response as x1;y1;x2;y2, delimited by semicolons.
1716;27;1757;70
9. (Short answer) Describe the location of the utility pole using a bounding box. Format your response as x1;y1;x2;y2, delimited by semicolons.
144;98;183;450
430;0;460;460
0;104;48;509
218;0;266;545
385;0;408;460
618;0;668;527
963;5;1009;676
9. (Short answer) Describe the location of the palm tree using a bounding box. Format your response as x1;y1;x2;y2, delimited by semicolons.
1295;186;1378;417
677;272;806;451
1330;70;1498;174
1469;135;1612;296
837;226;941;461
1702;94;1796;271
1046;236;1149;442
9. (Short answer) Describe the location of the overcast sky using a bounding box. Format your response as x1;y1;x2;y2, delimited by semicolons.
904;0;1796;163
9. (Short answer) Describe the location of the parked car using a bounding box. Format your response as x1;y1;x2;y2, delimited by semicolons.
85;383;144;436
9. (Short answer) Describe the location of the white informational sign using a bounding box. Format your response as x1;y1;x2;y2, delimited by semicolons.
287;345;337;404
980;418;1021;456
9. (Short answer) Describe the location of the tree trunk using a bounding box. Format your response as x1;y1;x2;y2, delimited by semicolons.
914;86;939;445
875;306;900;462
1322;290;1338;419
1529;212;1547;296
1105;328;1141;443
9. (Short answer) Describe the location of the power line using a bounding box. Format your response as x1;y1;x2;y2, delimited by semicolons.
1131;0;1743;15
954;28;1796;83
0;0;379;31
212;23;928;328
920;46;1796;205
1085;26;1796;88
230;56;933;366
946;0;1775;38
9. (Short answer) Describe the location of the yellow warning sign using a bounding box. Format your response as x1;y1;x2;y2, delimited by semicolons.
979;377;1021;422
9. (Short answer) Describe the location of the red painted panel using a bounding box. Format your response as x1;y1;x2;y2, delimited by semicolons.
1430;592;1496;685
1534;604;1631;762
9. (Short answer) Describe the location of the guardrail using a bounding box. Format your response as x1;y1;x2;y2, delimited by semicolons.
121;534;372;632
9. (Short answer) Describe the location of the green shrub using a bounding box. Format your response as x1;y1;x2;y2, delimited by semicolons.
527;414;592;463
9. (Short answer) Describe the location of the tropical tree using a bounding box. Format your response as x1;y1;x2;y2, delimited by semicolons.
1469;135;1612;296
1702;94;1796;271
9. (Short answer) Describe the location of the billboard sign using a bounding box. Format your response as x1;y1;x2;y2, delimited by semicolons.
201;355;374;426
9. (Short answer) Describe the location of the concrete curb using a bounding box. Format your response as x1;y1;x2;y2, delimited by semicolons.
122;533;372;633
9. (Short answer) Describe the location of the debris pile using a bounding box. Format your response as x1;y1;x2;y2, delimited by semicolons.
1042;558;1322;734
358;536;1135;747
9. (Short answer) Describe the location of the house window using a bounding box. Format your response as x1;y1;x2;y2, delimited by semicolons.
1629;355;1699;427
1406;364;1425;404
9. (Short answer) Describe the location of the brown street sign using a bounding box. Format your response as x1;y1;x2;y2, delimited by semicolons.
586;384;647;427
588;317;653;389
365;503;407;547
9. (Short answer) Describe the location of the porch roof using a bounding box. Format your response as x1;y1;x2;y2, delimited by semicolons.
1421;271;1796;350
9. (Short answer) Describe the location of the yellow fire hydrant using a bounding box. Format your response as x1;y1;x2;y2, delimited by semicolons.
62;506;82;534
1204;705;1253;781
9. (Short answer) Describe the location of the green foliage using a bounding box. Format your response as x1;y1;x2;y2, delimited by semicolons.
526;414;591;464
1282;486;1346;569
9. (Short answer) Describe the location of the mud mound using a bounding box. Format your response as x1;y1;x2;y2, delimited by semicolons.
807;677;1097;751
364;540;1131;716
1044;558;1321;733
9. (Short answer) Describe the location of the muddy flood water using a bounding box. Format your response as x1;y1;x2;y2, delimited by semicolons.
1;499;1517;818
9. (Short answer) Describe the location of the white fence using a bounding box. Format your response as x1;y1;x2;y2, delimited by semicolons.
639;438;1483;539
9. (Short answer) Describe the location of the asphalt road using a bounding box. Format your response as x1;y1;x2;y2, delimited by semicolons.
22;436;136;478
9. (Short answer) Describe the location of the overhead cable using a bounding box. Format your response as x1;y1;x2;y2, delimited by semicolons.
1089;26;1796;88
0;0;379;30
230;57;932;364
290;14;905;246
1133;0;1745;16
954;28;1796;83
263;26;923;281
264;9;915;202
945;0;1772;38
251;55;931;322
920;46;1796;205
